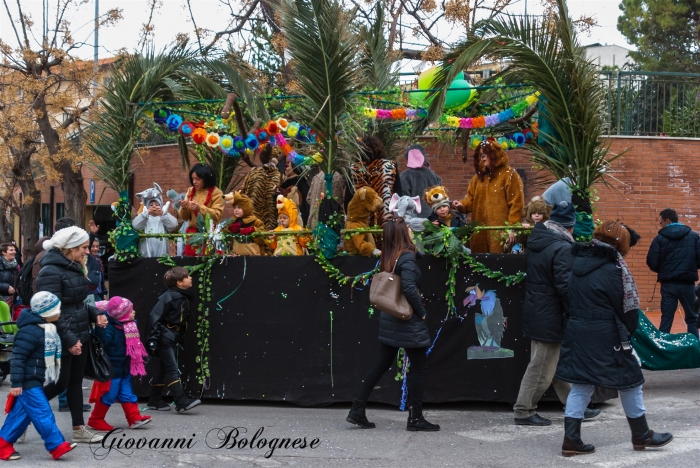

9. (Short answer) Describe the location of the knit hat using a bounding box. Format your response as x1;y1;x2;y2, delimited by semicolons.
96;296;133;322
42;226;89;251
30;291;61;319
431;199;451;212
549;201;576;228
522;197;551;224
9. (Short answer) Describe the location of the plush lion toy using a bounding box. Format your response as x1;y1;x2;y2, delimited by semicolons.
345;186;383;257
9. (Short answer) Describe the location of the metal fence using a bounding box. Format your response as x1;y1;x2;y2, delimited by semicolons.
602;71;700;137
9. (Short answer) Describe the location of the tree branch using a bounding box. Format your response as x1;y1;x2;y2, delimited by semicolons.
1;0;22;51
13;0;30;47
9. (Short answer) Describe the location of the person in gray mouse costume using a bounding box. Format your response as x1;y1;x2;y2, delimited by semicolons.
131;183;178;257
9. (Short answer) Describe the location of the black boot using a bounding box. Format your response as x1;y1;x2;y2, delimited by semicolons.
346;399;375;429
627;415;673;451
168;381;202;413
406;405;440;432
147;384;171;411
562;417;595;457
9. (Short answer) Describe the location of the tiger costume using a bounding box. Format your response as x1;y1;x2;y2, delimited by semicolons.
241;164;283;231
350;158;399;229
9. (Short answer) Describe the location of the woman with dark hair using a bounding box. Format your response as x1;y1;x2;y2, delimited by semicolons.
0;243;19;305
36;227;108;444
347;136;402;232
452;140;524;253
179;163;225;256
346;217;439;432
556;221;673;457
86;235;107;302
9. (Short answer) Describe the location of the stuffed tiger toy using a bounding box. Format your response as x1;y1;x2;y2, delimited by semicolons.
350;158;398;228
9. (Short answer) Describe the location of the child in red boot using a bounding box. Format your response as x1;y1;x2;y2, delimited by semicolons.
0;292;76;461
88;297;151;430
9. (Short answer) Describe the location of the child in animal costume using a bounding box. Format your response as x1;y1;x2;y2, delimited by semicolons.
241;145;284;231
179;164;225;256
268;195;308;256
224;191;265;256
452;140;525;253
0;292;76;461
345;187;383;257
132;183;178;257
521;196;551;228
87;297;151;431
425;186;467;228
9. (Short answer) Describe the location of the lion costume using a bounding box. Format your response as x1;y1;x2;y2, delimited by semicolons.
344;186;383;257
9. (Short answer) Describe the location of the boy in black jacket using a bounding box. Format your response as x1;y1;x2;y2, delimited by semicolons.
0;292;75;460
145;267;201;413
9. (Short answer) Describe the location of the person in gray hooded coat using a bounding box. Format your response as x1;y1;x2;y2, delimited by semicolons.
399;145;442;218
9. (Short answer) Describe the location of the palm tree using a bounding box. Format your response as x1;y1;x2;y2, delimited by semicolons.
426;0;620;228
281;0;361;195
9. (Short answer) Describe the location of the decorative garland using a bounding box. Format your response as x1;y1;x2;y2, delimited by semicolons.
441;93;540;129
469;125;538;150
362;107;428;120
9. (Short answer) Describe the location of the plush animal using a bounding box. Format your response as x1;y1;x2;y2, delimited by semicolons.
424;185;449;207
388;193;427;232
166;189;187;211
345;186;383;257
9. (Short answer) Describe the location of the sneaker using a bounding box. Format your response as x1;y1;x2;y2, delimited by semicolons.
8;451;20;461
514;413;552;426
129;418;152;429
147;400;171;411
71;426;104;444
176;399;201;413
16;430;26;444
584;408;601;420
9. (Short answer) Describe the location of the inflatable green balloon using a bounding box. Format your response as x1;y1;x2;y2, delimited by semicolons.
444;79;474;111
408;66;470;108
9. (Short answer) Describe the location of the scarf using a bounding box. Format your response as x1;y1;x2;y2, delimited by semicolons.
0;257;17;270
38;323;61;385
123;321;148;376
544;220;574;242
591;239;640;313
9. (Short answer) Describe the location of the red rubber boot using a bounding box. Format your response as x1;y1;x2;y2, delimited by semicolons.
50;442;76;460
87;400;114;432
122;402;152;429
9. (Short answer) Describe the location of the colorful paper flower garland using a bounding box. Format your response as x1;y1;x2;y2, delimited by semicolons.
468;125;538;150
152;109;320;166
363;92;540;131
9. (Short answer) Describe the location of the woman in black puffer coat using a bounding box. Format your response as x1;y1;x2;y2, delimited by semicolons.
556;221;673;457
36;227;107;444
346;217;438;432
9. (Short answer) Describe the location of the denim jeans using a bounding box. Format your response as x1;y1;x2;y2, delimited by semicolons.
565;383;645;419
660;283;698;337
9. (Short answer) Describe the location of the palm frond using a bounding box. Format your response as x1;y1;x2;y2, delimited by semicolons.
282;0;361;176
425;0;617;193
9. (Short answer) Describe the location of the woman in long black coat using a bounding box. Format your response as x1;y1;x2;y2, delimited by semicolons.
346;217;438;432
556;221;673;457
36;226;108;444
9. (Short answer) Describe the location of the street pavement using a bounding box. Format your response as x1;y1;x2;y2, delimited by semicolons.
2;367;699;467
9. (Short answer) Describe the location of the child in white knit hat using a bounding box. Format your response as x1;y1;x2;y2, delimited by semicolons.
0;292;76;461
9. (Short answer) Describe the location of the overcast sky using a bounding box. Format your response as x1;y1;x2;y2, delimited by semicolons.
1;0;633;61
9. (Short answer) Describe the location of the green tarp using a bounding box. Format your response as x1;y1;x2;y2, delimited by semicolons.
631;311;700;370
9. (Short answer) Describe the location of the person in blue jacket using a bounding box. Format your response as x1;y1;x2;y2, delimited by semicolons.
0;292;76;461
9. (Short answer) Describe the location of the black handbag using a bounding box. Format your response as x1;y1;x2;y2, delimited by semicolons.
84;332;113;382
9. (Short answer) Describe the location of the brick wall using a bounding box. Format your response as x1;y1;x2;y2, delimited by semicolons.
39;137;700;308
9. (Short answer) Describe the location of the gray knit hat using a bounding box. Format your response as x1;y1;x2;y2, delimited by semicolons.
549;201;576;228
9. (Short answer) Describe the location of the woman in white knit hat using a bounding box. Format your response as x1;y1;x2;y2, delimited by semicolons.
35;226;108;444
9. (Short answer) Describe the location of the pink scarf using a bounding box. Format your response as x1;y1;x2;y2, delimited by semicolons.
96;297;148;377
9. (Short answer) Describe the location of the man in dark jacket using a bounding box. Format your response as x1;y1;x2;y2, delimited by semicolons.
646;208;700;337
399;145;442;218
514;201;600;426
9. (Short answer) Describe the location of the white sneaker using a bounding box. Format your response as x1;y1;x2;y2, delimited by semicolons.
72;426;104;444
16;429;26;443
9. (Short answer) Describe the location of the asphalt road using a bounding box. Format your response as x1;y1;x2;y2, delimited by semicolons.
2;367;699;467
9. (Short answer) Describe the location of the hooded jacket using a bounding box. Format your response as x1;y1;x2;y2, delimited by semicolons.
457;150;524;253
10;311;48;390
270;196;308;255
377;251;431;348
35;249;103;348
555;242;644;390
646;223;700;284
522;223;573;342
399;146;442;218
95;315;131;378
227;192;266;246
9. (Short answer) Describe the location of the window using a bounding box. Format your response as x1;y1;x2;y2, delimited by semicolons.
41;204;50;236
55;203;65;221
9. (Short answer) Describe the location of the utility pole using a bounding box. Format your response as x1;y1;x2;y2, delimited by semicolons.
524;0;528;17
93;0;99;98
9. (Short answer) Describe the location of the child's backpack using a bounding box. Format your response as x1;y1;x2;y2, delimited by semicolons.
17;255;36;304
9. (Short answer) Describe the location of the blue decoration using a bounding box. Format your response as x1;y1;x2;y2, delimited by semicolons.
166;114;183;132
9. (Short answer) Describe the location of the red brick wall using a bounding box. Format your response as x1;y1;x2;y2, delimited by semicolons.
39;137;700;308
